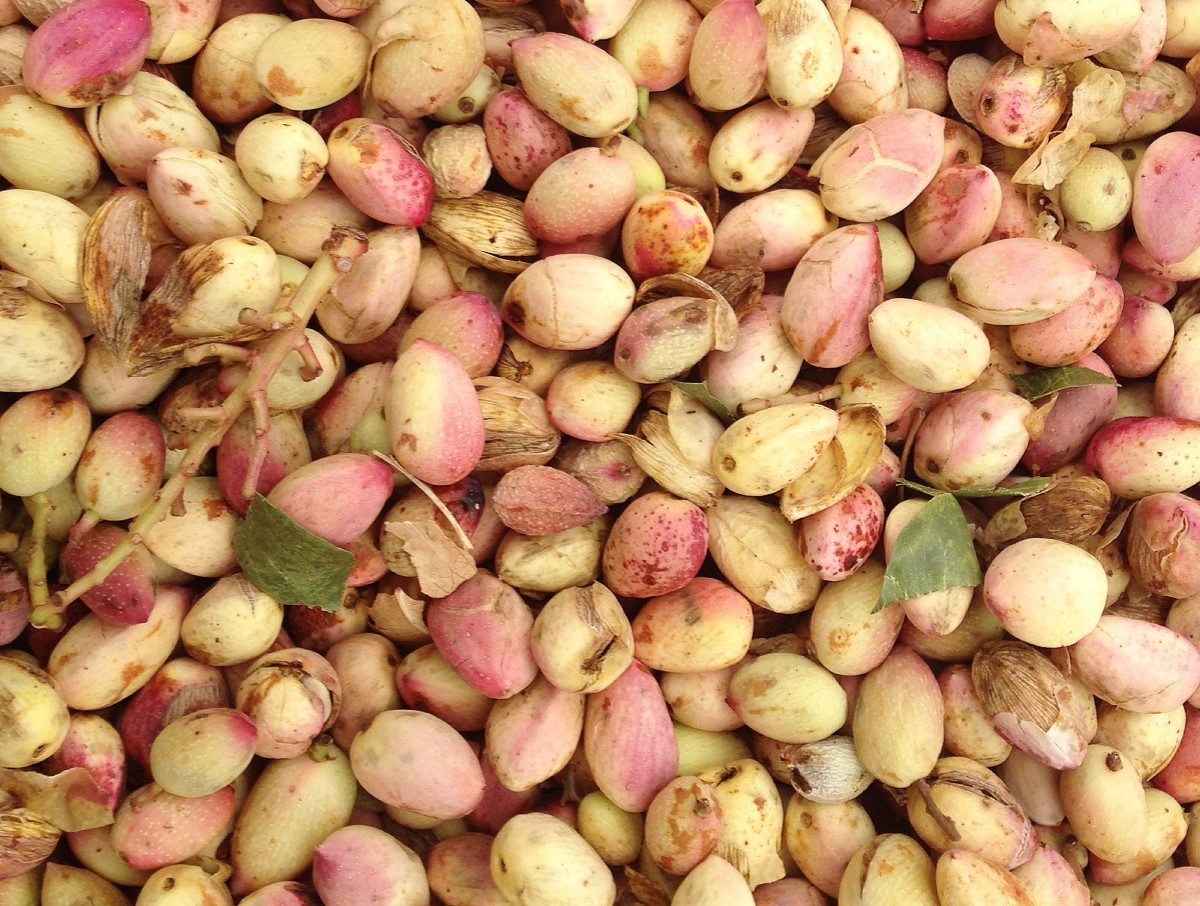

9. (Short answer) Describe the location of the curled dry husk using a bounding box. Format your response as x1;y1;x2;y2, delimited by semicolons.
983;474;1112;545
81;188;279;375
421;190;538;274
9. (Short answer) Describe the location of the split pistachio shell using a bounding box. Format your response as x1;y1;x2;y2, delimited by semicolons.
0;656;69;768
530;582;633;694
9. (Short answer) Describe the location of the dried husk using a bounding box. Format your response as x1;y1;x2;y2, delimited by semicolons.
474;376;561;473
617;408;726;508
421;190;538;274
0;808;59;880
698;265;765;316
971;640;1090;770
983;474;1112;545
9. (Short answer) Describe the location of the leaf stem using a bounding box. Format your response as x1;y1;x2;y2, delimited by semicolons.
30;228;368;627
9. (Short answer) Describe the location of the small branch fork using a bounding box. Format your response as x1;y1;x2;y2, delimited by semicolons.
28;228;369;630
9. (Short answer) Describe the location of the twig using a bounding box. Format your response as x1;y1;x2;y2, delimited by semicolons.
29;228;369;628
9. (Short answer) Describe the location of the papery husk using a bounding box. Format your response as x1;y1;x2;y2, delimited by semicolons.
779;405;883;521
635;270;726;306
983;474;1112;545
0;767;114;831
0;808;59;880
474;376;561;472
421;190;538;274
1013;62;1125;189
971;640;1089;770
617;392;726;507
698;265;765;316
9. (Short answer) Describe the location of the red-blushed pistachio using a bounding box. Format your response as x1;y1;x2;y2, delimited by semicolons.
973;56;1068;149
982;170;1040;241
828;7;908;123
607;0;699;90
1122;232;1200;281
112;781;235;870
904;47;950;113
852;645;944;787
1156;313;1200;419
634;90;716;190
148;707;257;798
782;224;883;369
312;362;391;458
1088;786;1186;885
712;403;839;496
66;821;155;887
632;578;753;673
839;833;939;906
661;663;743;731
426;569;537;700
48;586;189;711
1059;220;1123;279
235;648;340;759
0;387;91;497
1144;867;1200;905
1009;276;1123;367
867;297;990;393
947;237;1097;325
1132;132;1200;264
21;0;150;107
710;190;836;271
60;524;157;626
1012;841;1093;906
1085;415;1200;498
1152;704;1200;802
729;651;847;744
117;657;228;772
935;848;1036;906
1059;743;1146;864
74;410;164;523
940;664;1012;766
315;225;419;345
784;796;876;898
709;101;813;194
602;490;707;598
614;295;736;383
1096;292;1175;378
643;775;723;875
688;0;766;111
395;643;494;732
482;87;572;192
0;655;68;768
485;674;584;792
40;712;124;812
385;338;484;485
325;118;433;227
1066;614;1200;713
468;754;538;834
492;464;608;536
145;148;261;245
379;478;489;577
510;31;638;138
855;0;927;45
397;292;502;380
912;389;1033;491
229;738;357;895
983;539;1107;648
1021;357;1117;475
531;582;635;694
701;294;805;410
692;758;786;886
351;709;484;820
810;108;945;222
524;145;636;244
800;485;885;583
501;253;635;350
993;0;1141;64
584;659;678;812
264;453;394;549
807;559;902;676
908;757;1034;869
311;824;427;906
325;633;400;750
283;588;366;653
620;189;715;282
490;813;617;906
905;164;1001;264
1127;493;1200;598
427;832;506;906
923;0;1000;40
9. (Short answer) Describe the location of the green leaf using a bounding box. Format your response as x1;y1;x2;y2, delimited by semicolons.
232;494;354;612
672;381;737;424
875;492;982;612
896;476;1053;499
1010;365;1118;401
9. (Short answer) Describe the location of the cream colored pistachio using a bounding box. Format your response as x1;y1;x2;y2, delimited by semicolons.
868;297;991;392
235;113;327;205
712;403;839;496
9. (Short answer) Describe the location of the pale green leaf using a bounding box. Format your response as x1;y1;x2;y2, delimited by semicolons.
896;476;1053;499
1010;365;1118;401
875;492;982;612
